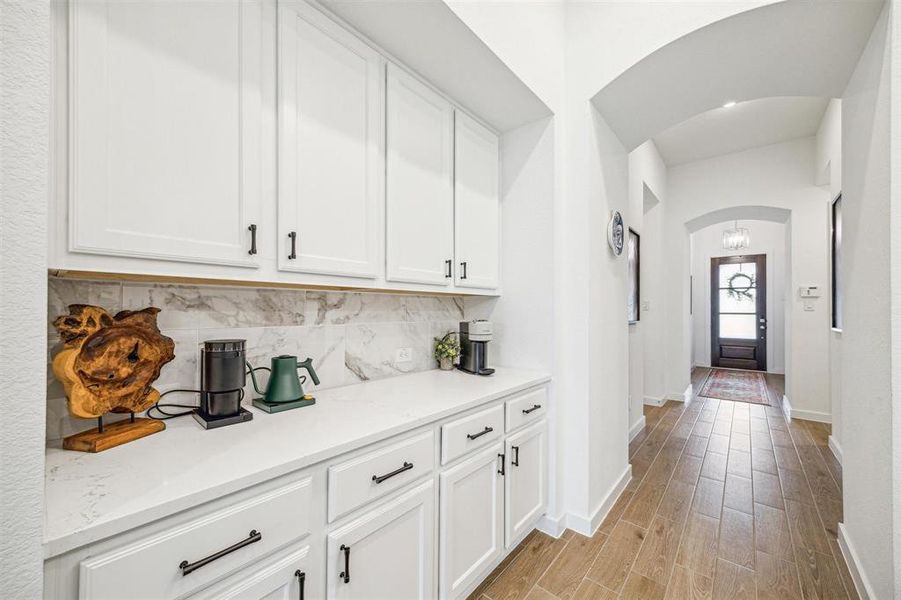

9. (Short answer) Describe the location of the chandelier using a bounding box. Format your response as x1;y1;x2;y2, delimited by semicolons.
722;220;751;250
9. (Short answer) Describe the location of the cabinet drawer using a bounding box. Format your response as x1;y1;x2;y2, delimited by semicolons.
505;387;547;432
441;404;504;464
328;431;435;522
79;476;312;600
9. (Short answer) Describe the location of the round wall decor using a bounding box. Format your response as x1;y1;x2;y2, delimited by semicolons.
607;211;625;256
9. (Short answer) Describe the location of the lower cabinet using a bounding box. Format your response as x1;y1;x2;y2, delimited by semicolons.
327;480;435;599
188;543;315;600
505;421;548;548
438;444;504;599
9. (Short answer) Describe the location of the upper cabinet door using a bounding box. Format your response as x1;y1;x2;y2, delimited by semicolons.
278;1;383;278
69;0;263;267
386;65;455;286
454;112;500;290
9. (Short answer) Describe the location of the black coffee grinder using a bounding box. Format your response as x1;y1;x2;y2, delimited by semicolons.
194;339;254;429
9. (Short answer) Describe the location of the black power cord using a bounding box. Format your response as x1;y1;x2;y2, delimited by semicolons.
146;388;202;420
146;388;247;420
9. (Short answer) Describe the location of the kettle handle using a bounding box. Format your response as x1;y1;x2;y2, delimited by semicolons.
297;358;320;386
245;361;270;395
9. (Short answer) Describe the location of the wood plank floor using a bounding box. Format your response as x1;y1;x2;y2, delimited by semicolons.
469;368;855;600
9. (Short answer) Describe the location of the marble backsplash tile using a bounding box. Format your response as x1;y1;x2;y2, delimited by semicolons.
46;278;465;443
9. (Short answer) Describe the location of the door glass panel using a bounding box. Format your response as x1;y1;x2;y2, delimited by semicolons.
718;262;757;288
719;289;757;313
719;314;757;339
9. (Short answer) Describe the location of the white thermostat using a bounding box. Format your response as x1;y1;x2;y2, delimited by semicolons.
799;286;822;298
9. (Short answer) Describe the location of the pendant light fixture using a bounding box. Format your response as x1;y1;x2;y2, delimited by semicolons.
722;220;751;250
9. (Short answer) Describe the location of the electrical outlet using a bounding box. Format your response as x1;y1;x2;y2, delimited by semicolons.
395;347;413;363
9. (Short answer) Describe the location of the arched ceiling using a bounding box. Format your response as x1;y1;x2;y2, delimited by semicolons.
592;0;884;150
685;205;791;233
653;96;830;166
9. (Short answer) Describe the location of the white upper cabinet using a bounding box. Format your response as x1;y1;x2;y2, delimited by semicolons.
68;0;264;267
385;64;455;286
454;111;500;290
278;1;384;278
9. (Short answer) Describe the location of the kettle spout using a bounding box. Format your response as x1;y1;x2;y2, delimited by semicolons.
245;361;269;395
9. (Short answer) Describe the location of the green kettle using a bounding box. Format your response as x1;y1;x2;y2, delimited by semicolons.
247;355;320;413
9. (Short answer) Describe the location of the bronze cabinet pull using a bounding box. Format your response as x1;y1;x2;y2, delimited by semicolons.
467;426;493;440
522;404;542;415
339;545;351;583
295;570;306;600
371;462;413;484
179;530;262;576
248;224;258;255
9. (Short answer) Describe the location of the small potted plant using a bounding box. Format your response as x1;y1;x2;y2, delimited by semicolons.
434;331;461;371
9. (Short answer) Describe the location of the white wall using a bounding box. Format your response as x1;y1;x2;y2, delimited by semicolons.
449;0;568;532
815;99;845;457
0;1;50;596
839;3;893;597
459;1;772;532
465;115;560;524
627;141;666;433
665;138;831;420
690;220;786;374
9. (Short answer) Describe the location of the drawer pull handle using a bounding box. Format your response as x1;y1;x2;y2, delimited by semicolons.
445;259;452;278
512;445;520;467
498;453;505;476
179;529;261;576
371;462;413;484
288;231;297;260
295;570;306;600
522;404;542;415
340;544;351;583
467;426;494;440
460;261;468;279
248;224;258;255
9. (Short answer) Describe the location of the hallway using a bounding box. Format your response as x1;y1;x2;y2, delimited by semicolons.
470;368;853;599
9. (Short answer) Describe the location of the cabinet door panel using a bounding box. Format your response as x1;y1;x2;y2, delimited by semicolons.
386;65;454;286
454;112;500;290
69;0;262;267
279;2;383;278
327;480;435;600
439;445;504;600
505;421;547;548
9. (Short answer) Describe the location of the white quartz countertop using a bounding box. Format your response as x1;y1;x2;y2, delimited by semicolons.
44;367;550;559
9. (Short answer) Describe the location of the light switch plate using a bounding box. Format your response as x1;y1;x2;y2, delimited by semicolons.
395;347;413;363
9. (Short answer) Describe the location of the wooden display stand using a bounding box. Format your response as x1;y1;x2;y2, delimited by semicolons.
52;305;175;452
63;417;166;453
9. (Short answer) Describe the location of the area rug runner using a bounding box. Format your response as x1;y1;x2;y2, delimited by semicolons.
699;368;770;405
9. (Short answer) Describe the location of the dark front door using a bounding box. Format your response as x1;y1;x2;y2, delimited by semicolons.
711;254;767;371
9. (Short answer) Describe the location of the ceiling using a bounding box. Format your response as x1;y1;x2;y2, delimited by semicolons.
318;0;551;132
653;96;830;166
592;0;884;150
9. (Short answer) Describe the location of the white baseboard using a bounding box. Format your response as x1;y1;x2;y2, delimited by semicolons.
838;523;875;599
643;396;665;407
781;395;832;423
781;395;792;421
536;513;566;538
629;416;647;442
828;435;843;465
566;464;632;537
664;384;693;404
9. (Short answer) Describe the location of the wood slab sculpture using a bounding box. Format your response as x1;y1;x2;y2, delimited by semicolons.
52;305;175;452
